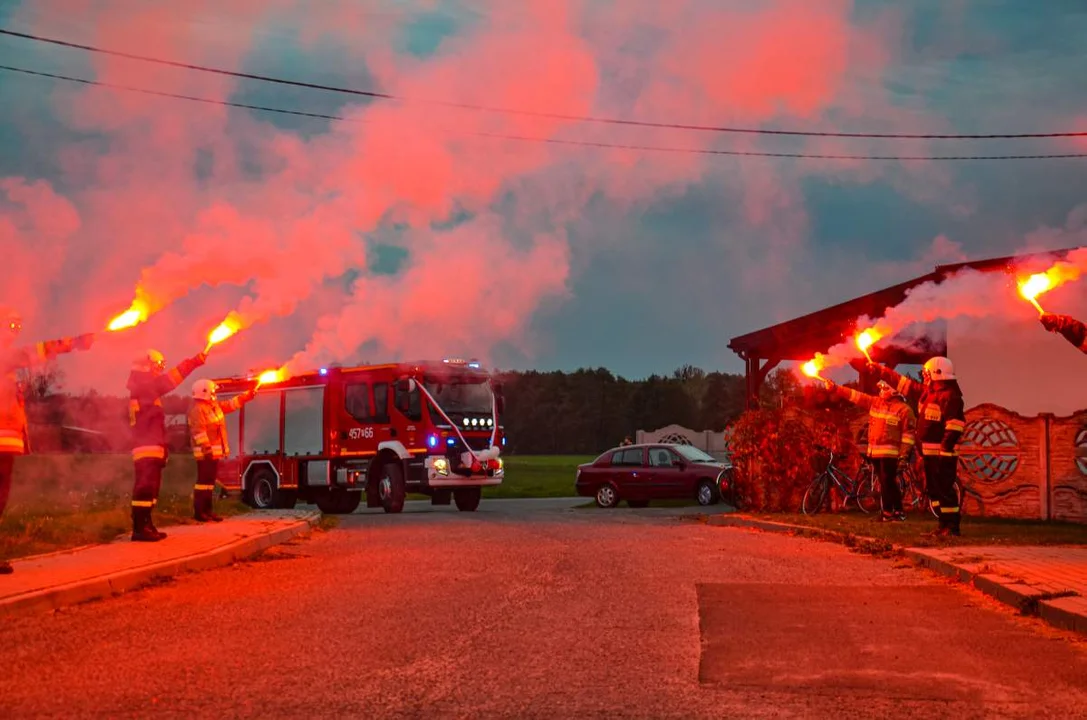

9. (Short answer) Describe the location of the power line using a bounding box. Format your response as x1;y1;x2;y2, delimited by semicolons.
2;26;1086;141
3;63;1087;162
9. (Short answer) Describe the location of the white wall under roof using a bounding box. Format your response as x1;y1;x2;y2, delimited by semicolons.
946;279;1087;416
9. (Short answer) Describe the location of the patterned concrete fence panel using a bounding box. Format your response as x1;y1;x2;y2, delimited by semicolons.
956;404;1046;519
1044;411;1087;523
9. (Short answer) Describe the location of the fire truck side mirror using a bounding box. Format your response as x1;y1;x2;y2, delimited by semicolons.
492;382;505;414
396;377;417;393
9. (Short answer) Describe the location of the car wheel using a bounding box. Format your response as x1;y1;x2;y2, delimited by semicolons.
595;483;619;508
696;479;719;506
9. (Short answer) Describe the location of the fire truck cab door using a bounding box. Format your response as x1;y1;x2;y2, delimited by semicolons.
339;380;392;456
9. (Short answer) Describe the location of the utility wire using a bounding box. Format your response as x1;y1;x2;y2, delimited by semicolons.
3;64;1087;162
2;26;1086;141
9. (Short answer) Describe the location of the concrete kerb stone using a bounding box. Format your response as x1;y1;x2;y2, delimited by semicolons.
0;511;321;618
709;513;1087;637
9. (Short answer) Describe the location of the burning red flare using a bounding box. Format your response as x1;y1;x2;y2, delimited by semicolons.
854;328;881;362
204;313;243;353
107;298;150;331
1017;262;1083;316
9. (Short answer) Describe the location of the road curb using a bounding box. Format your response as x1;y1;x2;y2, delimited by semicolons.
709;513;1087;638
0;511;321;617
706;514;892;550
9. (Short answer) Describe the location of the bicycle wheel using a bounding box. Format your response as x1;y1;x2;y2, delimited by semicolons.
854;464;879;514
899;466;922;512
801;474;831;515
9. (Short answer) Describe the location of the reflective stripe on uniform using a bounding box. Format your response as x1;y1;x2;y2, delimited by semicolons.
193;432;210;446
897;376;911;395
902;434;916;446
193;484;216;491
868;444;900;458
870;410;899;425
945;419;965;432
131;500;154;508
940;506;960;513
940;450;957;457
132;445;166;461
0;430;25;453
167;367;184;388
921;443;943;456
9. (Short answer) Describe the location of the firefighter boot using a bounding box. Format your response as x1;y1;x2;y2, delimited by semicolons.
131;508;162;542
193;490;212;522
146;513;167;540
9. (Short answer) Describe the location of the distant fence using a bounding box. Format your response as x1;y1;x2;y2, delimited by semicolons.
636;424;730;462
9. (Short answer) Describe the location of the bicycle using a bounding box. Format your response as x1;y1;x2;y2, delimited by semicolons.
801;445;879;515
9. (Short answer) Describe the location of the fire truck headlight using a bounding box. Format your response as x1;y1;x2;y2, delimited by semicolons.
462;418;470;427
471;418;479;426
486;418;493;427
433;457;450;476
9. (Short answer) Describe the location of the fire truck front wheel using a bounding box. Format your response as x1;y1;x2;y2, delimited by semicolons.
453;487;482;512
376;462;406;514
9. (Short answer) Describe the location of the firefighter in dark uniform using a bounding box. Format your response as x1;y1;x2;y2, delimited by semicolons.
1039;313;1087;352
822;378;916;521
128;347;207;542
0;308;94;573
866;356;965;536
188;379;254;522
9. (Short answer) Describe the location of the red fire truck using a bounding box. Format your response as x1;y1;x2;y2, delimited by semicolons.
210;358;505;515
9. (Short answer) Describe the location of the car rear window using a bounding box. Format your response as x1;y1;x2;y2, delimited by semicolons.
613;448;644;466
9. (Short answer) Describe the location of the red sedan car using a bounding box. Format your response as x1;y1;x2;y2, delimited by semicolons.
575;443;732;508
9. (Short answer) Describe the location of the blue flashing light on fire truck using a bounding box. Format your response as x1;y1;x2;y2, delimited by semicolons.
210;358;505;515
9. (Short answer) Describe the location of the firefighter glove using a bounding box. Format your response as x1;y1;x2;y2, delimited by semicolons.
1040;312;1067;332
73;333;96;351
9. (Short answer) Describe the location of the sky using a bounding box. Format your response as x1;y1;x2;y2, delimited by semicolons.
0;0;1085;395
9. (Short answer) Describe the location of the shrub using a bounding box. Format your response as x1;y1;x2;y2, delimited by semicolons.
726;406;856;512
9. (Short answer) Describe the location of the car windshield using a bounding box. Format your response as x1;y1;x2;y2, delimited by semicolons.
423;378;493;414
673;445;718;463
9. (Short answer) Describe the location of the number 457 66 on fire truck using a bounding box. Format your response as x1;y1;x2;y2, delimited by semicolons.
210;358;505;515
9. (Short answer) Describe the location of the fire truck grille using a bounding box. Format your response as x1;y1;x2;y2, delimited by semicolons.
452;435;493;452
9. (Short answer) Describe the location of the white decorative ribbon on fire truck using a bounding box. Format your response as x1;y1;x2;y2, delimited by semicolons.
414;380;501;466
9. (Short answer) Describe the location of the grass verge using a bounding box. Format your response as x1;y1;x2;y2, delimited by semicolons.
484;455;592;499
1;454;248;561
747;511;1087;547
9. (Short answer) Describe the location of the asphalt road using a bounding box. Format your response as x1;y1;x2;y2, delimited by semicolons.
2;498;1086;718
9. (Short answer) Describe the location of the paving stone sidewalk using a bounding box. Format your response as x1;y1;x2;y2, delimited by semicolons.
0;509;319;617
906;545;1087;635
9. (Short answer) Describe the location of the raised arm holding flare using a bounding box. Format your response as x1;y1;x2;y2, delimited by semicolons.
0;308;95;574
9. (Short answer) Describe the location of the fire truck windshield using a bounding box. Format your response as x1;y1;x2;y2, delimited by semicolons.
423;379;493;415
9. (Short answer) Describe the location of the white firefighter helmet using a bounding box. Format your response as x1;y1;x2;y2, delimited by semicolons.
133;348;166;372
922;356;955;382
192;378;217;402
